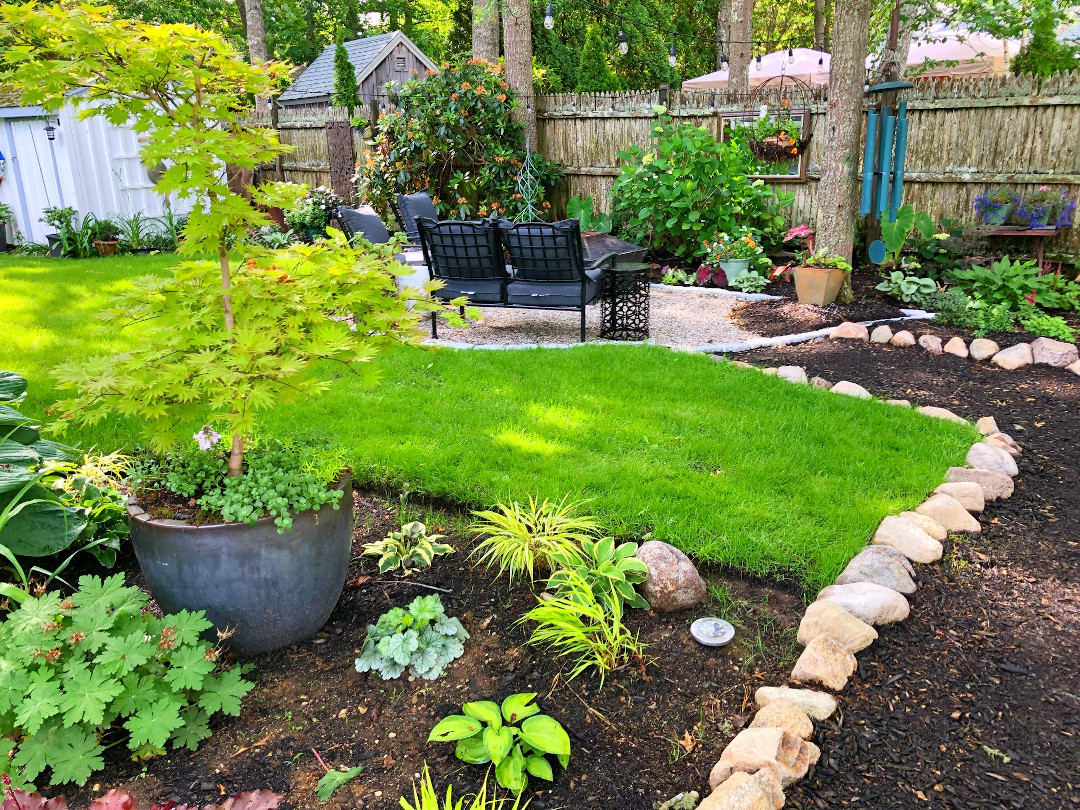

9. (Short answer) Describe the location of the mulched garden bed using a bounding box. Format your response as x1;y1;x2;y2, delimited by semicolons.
737;339;1080;809
62;497;805;810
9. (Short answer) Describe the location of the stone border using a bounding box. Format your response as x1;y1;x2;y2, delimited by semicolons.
689;363;1023;810
827;322;1080;377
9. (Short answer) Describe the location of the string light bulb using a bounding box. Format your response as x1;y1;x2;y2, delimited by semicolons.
818;55;824;66
543;2;554;29
788;47;794;64
669;43;677;67
720;52;728;68
618;28;628;55
755;53;762;70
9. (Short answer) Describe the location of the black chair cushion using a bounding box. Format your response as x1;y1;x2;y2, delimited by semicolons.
498;219;585;283
506;268;603;307
397;191;439;242
335;205;390;244
432;278;506;304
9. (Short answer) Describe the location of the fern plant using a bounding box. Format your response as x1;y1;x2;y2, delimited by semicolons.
470;497;599;585
0;574;253;788
399;765;527;810
354;595;468;680
363;522;455;574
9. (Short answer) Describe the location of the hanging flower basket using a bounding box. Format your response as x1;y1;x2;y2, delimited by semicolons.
748;135;812;164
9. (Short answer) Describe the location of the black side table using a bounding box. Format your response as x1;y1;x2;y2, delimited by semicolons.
599;262;650;341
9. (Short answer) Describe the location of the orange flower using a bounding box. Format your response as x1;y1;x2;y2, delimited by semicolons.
476;86;487;95
451;92;460;101
461;82;472;90
497;93;507;102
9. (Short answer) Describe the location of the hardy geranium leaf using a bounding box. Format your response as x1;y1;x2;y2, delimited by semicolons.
12;721;103;786
198;667;254;716
124;696;184;749
16;670;63;734
170;706;212;751
59;665;124;727
163;645;215;692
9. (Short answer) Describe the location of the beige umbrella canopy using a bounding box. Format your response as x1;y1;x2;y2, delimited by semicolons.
681;48;831;90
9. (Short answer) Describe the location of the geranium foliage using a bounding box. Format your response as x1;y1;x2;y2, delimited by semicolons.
0;788;282;809
357;59;562;222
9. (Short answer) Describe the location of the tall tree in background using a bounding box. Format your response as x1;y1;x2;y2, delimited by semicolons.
813;0;827;49
715;0;730;69
447;0;472;58
239;0;270;116
472;0;499;60
873;0;914;81
727;0;753;92
501;0;536;145
577;24;621;90
331;38;362;112
815;0;872;279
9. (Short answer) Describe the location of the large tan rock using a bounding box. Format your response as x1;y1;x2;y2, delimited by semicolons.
975;416;999;436
749;699;815;740
917;405;966;424
816;583;910;625
755;686;837;720
836;545;917;593
1068;360;1080;377
918;334;943;354
635;541;707;611
797;600;878;653
899;510;947;540
699;770;785;810
870;324;894;343
943;336;969;358
831;380;872;399
776;365;808;384
790;635;857;691
947;467;1014;500
830;322;869;341
709;728;820;789
966;442;1018;477
890;330;916;347
873;515;944;563
1031;337;1079;368
991;343;1033;370
985;432;1021;457
969;338;999;361
933;481;985;513
916;493;982;533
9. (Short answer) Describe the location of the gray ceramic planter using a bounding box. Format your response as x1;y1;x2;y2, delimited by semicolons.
128;477;354;656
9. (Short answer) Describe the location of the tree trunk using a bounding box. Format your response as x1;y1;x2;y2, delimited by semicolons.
727;0;754;93
875;1;915;82
243;0;270;119
218;235;244;477
472;0;500;61
716;0;731;70
501;0;537;147
814;0;826;51
815;0;873;294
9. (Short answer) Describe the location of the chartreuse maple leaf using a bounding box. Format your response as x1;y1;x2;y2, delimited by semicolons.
198;667;254;716
163;645;215;692
59;665;125;727
124;696;184;749
12;719;103;785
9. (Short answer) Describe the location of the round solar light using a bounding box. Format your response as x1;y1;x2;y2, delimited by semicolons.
691;617;736;647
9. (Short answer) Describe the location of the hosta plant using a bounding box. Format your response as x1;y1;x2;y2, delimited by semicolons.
399;765;525;810
547;537;649;611
362;522;455;574
470;496;599;585
0;788;282;809
427;693;570;795
0;575;253;787
354;595;468;680
875;271;937;304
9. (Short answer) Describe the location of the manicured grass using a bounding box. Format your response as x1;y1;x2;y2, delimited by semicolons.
1;254;977;591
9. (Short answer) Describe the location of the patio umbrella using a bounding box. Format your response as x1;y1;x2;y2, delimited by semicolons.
869;25;1020;78
681;47;832;90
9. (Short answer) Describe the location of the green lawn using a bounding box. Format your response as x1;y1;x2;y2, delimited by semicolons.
1;254;976;591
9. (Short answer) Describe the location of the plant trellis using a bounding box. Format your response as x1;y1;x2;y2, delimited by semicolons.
513;138;545;223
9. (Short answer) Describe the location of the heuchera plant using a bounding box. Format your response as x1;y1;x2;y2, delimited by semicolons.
0;4;469;481
354;595;468;680
0;786;281;810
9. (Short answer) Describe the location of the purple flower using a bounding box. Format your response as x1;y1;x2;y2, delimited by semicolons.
194;425;222;451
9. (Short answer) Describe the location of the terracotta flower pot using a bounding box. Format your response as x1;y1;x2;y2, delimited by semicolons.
794;265;847;306
94;239;119;256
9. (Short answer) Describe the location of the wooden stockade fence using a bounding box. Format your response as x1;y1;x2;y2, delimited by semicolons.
257;72;1080;258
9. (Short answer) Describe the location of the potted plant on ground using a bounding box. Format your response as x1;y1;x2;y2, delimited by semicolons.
973;187;1016;226
0;201;12;251
284;186;344;242
40;204;75;256
91;215;121;255
701;228;765;287
5;3;471;655
793;251;853;306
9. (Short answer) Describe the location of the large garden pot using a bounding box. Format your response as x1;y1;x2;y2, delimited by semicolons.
127;476;354;656
794;266;847;306
982;203;1013;226
46;233;63;257
720;259;752;286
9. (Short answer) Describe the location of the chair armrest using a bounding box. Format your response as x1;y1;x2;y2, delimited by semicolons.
585;251;618;271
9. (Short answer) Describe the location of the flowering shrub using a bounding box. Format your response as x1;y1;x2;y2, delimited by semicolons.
283;186;343;238
1015;186;1073;228
357;59;562;222
973;187;1016;221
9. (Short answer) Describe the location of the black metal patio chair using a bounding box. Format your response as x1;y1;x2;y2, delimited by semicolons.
394;191;439;244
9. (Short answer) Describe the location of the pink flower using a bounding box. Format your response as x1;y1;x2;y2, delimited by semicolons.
1027;290;1037;304
783;224;814;242
194;425;222;451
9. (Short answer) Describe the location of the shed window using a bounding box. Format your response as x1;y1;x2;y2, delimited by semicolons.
394;56;407;71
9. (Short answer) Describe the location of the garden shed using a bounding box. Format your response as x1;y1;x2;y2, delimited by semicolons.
0;88;181;245
276;31;438;111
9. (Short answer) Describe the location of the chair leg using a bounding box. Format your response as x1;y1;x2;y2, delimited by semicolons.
430;311;437;339
580;306;586;343
459;305;465;316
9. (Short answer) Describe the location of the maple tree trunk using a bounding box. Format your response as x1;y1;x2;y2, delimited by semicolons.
814;0;827;50
243;0;270;119
727;0;754;93
501;0;536;147
218;235;244;477
472;0;500;61
715;0;731;70
815;0;873;301
876;1;915;82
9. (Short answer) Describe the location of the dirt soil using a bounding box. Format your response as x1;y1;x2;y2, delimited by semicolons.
61;497;805;810
737;339;1080;810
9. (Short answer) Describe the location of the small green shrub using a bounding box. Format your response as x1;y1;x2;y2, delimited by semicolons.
362;521;455;574
909;215;967;278
1020;310;1076;341
428;693;570;795
729;271;770;294
284;186;343;237
470;496;598;585
354;594;468;680
947;256;1060;311
400;764;525;810
875;271;937;304
565;195;611;233
0;574;253;787
547;537;649;611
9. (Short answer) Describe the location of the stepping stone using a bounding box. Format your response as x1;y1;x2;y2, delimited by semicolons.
991;343;1033;370
790;635;857;691
776;365;808;384
976;416;999;436
817;583;910;625
797;600;878;652
1068;360;1080;376
755;686;837;720
917;405;966;424
943;336;969;358
749;699;815;740
870;324;894;343
899;510;947;540
887;398;911;407
967;442;1018;477
830;322;869;341
890;330;916;347
916;493;981;533
969;338;1000;361
934;482;985;513
1031;337;1079;368
637;541;707;611
810;376;833;389
873;515;943;562
946;467;1014;500
918;334;943;354
836;545;917;593
709;728;820;789
831;380;872;399
700;770;785;810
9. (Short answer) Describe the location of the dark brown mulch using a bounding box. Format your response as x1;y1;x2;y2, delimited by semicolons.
62;496;804;810
737;339;1080;809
